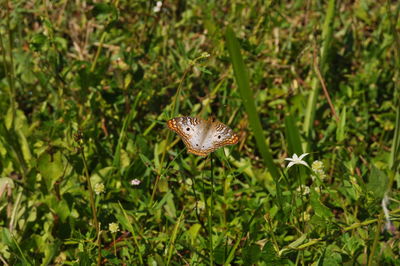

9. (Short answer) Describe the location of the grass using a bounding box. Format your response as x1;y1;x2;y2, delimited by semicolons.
0;0;399;265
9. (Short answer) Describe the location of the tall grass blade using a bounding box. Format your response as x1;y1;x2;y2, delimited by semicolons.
387;0;400;172
390;108;400;172
284;115;303;155
117;202;144;264
336;107;347;142
166;211;184;265
225;27;279;180
303;0;336;151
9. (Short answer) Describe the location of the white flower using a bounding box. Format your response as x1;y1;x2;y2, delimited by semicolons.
284;153;309;168
311;160;327;180
299;212;310;222
314;186;322;193
153;1;162;12
94;183;105;195
130;179;141;186
311;160;324;171
109;222;119;233
201;52;210;58
296;185;310;195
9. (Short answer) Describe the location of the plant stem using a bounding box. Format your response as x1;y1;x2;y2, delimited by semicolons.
297;167;306;233
208;155;214;265
113;234;116;256
90;32;107;72
367;212;383;266
80;145;101;265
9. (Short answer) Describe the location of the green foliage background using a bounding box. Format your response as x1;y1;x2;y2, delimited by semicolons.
0;0;399;265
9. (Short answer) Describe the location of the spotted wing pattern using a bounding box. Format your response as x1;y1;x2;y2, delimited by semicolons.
167;116;239;156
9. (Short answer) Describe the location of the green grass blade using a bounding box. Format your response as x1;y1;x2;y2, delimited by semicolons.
166;210;185;265
225;27;279;180
117;202;144;264
1;227;32;265
303;0;336;151
387;0;400;172
336;107;347;142
284;114;303;155
390;107;400;171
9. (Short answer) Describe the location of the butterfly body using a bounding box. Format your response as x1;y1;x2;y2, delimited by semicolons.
167;116;239;156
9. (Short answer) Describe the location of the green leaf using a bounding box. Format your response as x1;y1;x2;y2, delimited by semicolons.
320;245;342;266
366;166;388;199
1;227;32;264
187;224;201;245
37;151;64;190
29;33;49;51
288;234;307;249
336;107;347;142
214;244;227;265
260;241;280;262
51;197;70;223
310;190;333;218
242;244;262;264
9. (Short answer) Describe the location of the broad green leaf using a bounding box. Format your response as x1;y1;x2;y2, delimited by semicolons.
187;224;201;245
320;245;342;266
366;166;388;199
242;244;262;264
37;151;64;190
310;190;333;218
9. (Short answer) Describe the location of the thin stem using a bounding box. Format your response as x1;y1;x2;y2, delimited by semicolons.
90;32;107;72
79;143;101;265
189;173;206;231
155;54;210;204
81;147;99;232
313;39;339;123
297;167;305;233
97;230;102;265
367;212;383;266
5;0;16;122
113;234;117;256
152;68;191;204
208;155;214;265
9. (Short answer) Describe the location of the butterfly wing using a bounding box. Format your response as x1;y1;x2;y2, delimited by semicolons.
167;117;209;156
168;117;239;156
201;121;239;154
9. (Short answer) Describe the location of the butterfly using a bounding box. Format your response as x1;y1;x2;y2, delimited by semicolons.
167;116;239;156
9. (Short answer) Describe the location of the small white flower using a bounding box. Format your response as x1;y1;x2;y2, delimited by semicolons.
311;160;324;171
109;222;119;233
311;160;327;180
299;212;310;222
296;185;310;195
130;179;141;186
284;153;309;169
153;1;162;12
94;183;105;195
